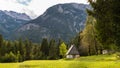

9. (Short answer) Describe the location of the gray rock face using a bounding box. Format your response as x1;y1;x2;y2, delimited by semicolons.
15;3;90;42
4;10;31;21
0;10;31;39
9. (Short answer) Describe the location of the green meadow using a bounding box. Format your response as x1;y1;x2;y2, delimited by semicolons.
0;54;120;68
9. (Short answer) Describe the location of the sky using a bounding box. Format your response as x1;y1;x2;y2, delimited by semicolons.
0;0;88;18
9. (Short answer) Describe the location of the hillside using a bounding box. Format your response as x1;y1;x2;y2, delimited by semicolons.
15;3;90;42
0;10;31;39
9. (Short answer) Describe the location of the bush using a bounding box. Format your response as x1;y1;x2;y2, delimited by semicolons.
16;51;22;62
0;52;17;62
115;52;120;60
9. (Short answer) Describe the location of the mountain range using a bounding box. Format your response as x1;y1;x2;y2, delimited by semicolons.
0;10;31;39
0;3;90;42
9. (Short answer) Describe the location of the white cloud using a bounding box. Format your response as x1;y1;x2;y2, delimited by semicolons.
0;0;36;18
0;0;26;13
0;0;88;19
27;0;88;16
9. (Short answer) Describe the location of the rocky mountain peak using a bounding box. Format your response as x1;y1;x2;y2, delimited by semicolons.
0;10;31;39
15;3;89;42
4;10;31;21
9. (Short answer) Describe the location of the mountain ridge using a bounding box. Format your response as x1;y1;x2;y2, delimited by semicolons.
15;3;90;42
0;10;31;39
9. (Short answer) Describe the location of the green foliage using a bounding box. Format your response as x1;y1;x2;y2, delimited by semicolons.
49;39;57;59
0;35;42;62
40;38;49;59
87;0;120;48
0;34;3;47
59;42;67;58
0;35;63;62
16;51;22;62
70;32;81;55
1;52;17;62
24;39;29;60
80;16;102;55
0;34;3;57
18;39;24;55
116;52;120;60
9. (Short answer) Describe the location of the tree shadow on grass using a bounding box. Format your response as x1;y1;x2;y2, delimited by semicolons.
19;64;39;68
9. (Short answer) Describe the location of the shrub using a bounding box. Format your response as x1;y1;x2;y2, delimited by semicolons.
0;52;17;62
115;52;120;60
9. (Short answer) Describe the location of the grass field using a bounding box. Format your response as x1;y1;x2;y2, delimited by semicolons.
0;54;120;68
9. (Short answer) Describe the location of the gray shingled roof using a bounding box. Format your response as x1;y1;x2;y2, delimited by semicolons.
66;45;79;55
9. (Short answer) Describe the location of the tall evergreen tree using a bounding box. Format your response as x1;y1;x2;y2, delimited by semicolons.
0;34;3;47
24;39;31;60
57;39;63;58
49;39;57;59
71;32;82;55
13;41;19;54
1;41;7;56
87;0;120;48
6;41;12;53
41;38;49;59
18;39;25;61
0;34;3;56
31;44;40;59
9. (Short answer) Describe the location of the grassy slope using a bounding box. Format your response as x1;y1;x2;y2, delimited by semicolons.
0;54;120;68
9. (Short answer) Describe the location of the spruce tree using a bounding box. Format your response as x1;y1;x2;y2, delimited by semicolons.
41;38;49;59
0;34;3;47
88;0;120;48
49;39;57;59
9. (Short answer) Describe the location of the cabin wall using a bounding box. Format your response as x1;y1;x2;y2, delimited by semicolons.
66;55;73;58
102;50;108;54
66;55;80;58
75;55;80;58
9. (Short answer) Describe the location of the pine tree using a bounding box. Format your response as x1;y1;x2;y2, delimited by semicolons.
0;35;4;57
1;41;7;56
18;39;26;61
13;41;19;54
16;51;22;62
87;0;120;49
49;39;57;59
57;39;63;58
6;41;12;53
0;34;3;47
40;38;49;59
0;35;3;56
24;39;31;60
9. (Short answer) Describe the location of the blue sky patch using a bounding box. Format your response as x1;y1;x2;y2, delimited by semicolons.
17;0;32;5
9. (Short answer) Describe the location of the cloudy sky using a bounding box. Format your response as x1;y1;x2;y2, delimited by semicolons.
0;0;88;18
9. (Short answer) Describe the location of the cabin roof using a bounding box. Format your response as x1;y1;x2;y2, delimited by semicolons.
66;45;79;55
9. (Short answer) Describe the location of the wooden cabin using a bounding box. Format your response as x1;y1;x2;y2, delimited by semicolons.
102;49;114;54
102;50;108;54
66;45;80;59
